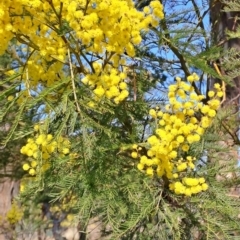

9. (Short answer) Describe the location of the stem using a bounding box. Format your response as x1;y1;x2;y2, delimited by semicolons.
68;49;81;115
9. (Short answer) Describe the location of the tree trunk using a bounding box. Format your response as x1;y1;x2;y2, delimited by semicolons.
210;0;240;104
0;124;21;239
210;0;240;199
0;176;19;240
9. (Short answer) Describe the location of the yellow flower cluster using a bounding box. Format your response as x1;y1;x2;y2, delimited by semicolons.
20;124;71;176
19;177;31;193
6;201;23;225
132;74;223;196
169;176;209;196
49;194;77;227
60;213;75;228
0;0;164;104
83;65;130;105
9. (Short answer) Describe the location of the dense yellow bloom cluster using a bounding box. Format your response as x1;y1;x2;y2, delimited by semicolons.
0;0;164;104
83;65;130;105
132;74;223;196
6;201;23;225
20;124;71;176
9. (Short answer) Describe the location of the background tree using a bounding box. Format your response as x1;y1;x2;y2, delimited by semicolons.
210;0;240;104
0;52;28;239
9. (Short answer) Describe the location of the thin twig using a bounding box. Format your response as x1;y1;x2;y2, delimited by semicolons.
228;93;240;104
226;193;240;198
68;49;81;114
220;119;239;144
213;62;226;105
25;67;31;96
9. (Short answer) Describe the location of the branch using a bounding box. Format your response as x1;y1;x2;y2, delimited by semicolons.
162;36;201;95
156;16;201;94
